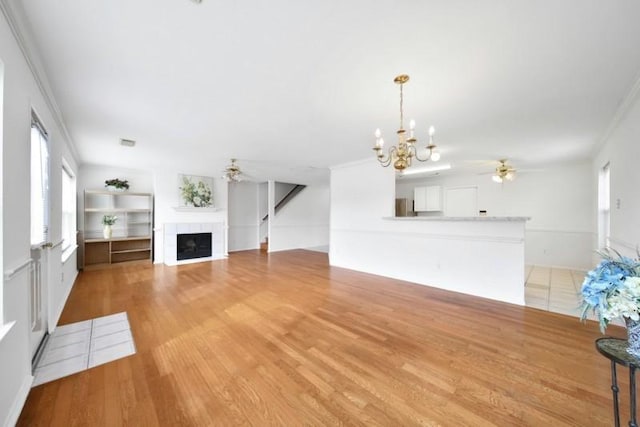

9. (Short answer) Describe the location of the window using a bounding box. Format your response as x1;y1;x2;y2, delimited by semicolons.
30;112;49;246
61;161;76;257
598;162;610;249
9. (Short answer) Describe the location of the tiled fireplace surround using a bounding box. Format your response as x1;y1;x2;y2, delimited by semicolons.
163;222;225;266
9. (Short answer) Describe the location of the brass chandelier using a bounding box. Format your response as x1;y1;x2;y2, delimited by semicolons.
373;74;440;171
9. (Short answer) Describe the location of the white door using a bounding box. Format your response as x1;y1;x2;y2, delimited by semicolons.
29;113;51;358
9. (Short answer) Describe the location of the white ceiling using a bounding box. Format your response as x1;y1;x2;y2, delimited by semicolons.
7;0;640;183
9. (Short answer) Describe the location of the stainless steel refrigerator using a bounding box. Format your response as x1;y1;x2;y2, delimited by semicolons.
395;198;416;217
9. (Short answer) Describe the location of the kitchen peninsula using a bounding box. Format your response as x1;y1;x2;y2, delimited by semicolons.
331;213;529;305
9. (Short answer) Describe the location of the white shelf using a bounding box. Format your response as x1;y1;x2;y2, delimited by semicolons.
85;236;152;243
111;248;151;254
83;190;154;267
85;190;152;196
85;208;151;213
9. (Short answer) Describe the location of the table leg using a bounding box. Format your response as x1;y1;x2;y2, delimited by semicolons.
630;366;637;427
612;360;621;427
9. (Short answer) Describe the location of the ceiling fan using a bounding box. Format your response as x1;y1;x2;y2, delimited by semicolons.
222;159;244;183
491;159;516;183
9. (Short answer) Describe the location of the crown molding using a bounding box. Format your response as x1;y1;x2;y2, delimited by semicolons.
593;68;640;156
0;0;81;164
329;157;376;170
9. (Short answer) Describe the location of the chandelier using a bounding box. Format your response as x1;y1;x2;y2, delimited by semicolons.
223;159;243;183
492;159;516;183
373;74;440;171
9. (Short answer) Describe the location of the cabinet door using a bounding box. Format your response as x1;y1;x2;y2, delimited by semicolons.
414;187;427;211
425;186;442;211
414;186;442;212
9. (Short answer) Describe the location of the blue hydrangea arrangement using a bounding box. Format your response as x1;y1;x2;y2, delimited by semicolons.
580;249;640;332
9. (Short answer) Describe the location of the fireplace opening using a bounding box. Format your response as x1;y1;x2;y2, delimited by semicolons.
177;232;212;261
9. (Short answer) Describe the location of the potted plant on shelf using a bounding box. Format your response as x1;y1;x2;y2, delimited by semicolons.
105;178;130;192
102;215;117;239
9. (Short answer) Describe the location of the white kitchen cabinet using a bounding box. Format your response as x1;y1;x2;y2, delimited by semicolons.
414;185;442;212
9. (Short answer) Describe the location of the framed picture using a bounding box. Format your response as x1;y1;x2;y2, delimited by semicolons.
178;174;214;207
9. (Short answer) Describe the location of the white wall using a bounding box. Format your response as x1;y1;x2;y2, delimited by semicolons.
396;161;595;270
228;182;259;252
0;7;79;425
268;183;330;252
258;182;268;242
330;159;526;306
593;86;640;259
78;164;154;194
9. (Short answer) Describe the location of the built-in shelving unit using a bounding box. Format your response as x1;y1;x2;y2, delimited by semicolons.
83;190;154;268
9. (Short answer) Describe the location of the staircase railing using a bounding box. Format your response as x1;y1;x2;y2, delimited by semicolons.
261;184;306;222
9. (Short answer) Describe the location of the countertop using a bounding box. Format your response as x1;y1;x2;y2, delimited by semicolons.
383;216;530;222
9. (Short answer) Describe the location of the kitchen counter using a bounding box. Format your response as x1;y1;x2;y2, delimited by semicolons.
384;216;530;222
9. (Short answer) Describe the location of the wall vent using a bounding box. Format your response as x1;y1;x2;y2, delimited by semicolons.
120;138;136;147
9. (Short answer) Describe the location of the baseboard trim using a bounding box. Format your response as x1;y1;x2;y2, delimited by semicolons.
3;374;34;427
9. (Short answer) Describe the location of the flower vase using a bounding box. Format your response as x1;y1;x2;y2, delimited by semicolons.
625;317;640;358
103;225;112;239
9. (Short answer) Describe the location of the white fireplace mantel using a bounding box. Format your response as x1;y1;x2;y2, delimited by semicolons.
163;222;226;266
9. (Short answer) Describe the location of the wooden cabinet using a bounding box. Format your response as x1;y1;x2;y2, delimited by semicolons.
414;185;442;212
83;190;153;267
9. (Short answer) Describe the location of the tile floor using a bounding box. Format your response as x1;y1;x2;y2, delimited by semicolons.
32;312;136;387
524;265;585;317
524;265;623;325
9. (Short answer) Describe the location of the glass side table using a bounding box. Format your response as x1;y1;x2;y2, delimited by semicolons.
596;337;639;427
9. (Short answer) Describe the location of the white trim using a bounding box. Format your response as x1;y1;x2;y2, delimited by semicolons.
329;157;373;170
0;321;15;343
2;372;34;427
608;237;637;252
172;207;221;212
0;1;80;164
526;228;595;235
228;225;259;229
594;68;640;155
61;244;78;263
331;228;524;244
271;224;329;229
3;258;32;281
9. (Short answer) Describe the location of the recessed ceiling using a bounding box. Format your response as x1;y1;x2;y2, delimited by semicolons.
7;0;640;183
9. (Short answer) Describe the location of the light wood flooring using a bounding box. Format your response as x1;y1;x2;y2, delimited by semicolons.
19;250;628;426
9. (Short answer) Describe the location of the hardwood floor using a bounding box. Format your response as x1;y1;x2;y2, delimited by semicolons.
19;250;626;426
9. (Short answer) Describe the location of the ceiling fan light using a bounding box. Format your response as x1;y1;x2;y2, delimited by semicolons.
505;171;515;181
492;175;503;183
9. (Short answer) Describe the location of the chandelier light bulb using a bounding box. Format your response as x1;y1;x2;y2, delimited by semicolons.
431;151;441;162
378;138;384;149
429;126;435;136
375;128;381;138
409;119;416;130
